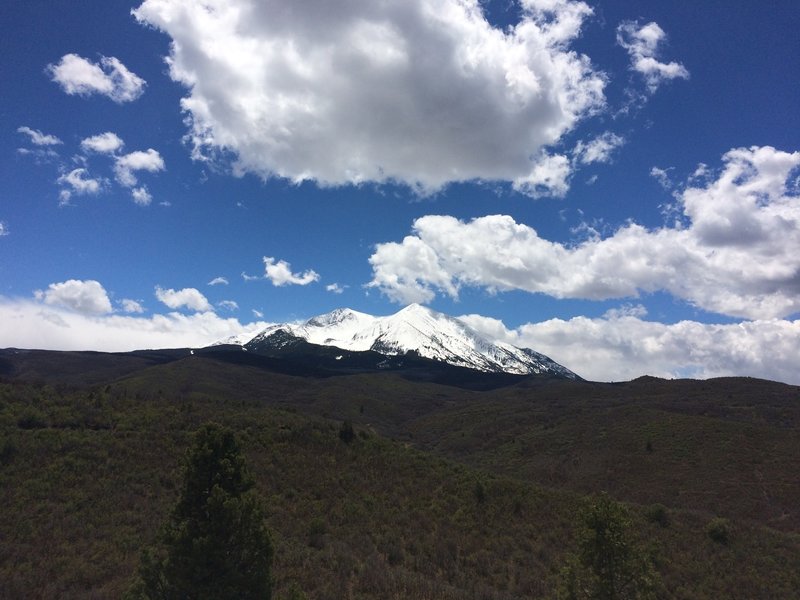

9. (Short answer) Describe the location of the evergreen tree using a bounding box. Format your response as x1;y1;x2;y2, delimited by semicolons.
131;423;273;599
557;493;659;600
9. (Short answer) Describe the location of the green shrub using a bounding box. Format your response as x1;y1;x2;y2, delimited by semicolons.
645;504;670;528
17;410;47;429
0;437;17;465
308;517;327;549
339;420;355;444
706;517;732;545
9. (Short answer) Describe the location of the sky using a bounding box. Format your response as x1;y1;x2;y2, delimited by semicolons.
1;0;799;383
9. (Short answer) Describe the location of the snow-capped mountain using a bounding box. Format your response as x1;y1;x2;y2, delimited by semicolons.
242;304;579;379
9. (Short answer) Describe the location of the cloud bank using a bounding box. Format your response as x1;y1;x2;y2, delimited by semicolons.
2;285;798;384
0;297;269;352
133;0;604;194
369;146;800;320
460;311;800;385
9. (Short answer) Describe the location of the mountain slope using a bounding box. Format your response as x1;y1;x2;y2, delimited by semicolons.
243;304;579;379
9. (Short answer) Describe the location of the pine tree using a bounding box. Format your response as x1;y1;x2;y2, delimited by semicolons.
131;423;273;599
557;493;659;600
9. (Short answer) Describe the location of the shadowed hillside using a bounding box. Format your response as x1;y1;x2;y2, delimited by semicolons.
1;348;799;598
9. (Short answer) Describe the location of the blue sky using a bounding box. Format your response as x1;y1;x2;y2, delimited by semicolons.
2;0;799;383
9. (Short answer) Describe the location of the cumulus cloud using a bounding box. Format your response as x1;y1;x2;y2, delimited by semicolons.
574;132;625;164
369;146;800;319
208;276;229;286
459;312;800;385
326;283;347;294
114;149;165;187
33;280;113;315
57;168;105;204
0;222;8;237
131;186;153;206
617;21;689;92
0;296;270;352
512;153;573;198
155;286;213;312
262;257;320;287
81;132;125;154
72;136;164;204
47;53;146;102
133;0;604;194
17;126;62;146
120;299;145;314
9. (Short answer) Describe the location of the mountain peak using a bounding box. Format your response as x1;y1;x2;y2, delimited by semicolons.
240;305;579;379
397;302;430;314
306;307;370;328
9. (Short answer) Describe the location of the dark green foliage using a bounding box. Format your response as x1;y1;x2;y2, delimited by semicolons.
307;516;327;549
644;504;669;528
17;409;47;429
2;357;800;598
131;423;273;599
284;583;308;600
0;437;16;465
474;480;487;505
706;517;732;545
558;494;659;600
338;419;355;444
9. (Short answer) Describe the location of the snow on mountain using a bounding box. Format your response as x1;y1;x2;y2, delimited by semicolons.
210;332;260;346
242;304;579;379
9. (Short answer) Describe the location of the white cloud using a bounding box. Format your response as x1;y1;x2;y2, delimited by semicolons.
33;280;113;315
574;132;625;164
326;283;347;294
369;146;800;319
650;166;673;190
617;21;689;92
17;126;62;146
262;257;320;287
0;222;8;237
252;309;264;318
217;300;239;311
0;296;270;352
57;168;105;203
47;54;146;103
114;149;165;187
208;276;229;286
155;286;213;312
512;153;573;198
81;132;125;154
131;186;153;206
602;303;647;319
120;299;145;313
133;0;604;194
459;312;800;385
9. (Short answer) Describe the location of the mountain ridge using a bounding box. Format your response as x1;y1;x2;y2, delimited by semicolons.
239;304;580;379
